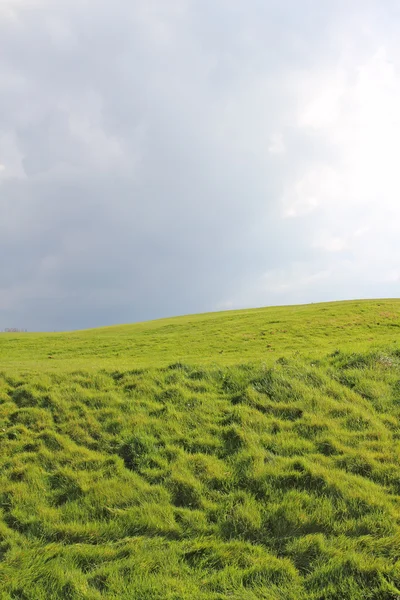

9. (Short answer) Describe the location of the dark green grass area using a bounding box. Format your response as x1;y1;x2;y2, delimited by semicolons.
1;300;400;598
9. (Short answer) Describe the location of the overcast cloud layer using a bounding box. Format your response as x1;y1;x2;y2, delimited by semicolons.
1;0;400;330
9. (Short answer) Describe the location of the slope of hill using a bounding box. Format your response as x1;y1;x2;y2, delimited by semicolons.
1;299;400;599
2;299;400;370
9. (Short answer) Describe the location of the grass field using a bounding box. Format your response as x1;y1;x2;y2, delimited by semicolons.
1;299;400;599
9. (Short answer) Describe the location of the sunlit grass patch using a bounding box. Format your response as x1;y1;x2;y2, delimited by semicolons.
1;300;400;597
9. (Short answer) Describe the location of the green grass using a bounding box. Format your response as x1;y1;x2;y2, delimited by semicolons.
1;299;400;599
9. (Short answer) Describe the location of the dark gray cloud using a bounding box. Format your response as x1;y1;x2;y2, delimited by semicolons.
1;0;399;330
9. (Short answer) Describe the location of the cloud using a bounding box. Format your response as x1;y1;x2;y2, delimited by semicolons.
268;133;285;155
0;0;399;330
271;37;400;300
313;236;348;254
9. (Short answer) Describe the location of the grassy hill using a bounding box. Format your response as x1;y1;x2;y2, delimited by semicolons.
1;299;400;599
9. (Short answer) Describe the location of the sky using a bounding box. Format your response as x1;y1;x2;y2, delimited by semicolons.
1;0;400;331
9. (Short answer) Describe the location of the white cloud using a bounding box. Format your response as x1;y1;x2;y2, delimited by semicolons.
383;270;400;283
282;166;341;218
314;235;348;253
268;35;400;303
290;45;400;217
0;0;44;20
0;133;26;178
268;133;285;155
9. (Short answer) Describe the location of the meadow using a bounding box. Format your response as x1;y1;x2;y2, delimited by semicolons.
1;299;400;599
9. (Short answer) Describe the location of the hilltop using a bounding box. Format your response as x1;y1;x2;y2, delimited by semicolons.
1;299;400;599
2;299;400;370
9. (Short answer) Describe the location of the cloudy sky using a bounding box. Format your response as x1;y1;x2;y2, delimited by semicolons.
1;0;400;331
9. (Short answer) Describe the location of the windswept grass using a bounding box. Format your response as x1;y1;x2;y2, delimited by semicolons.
1;299;400;598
